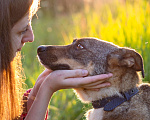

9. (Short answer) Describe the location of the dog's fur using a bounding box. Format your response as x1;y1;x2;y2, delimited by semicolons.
37;38;150;120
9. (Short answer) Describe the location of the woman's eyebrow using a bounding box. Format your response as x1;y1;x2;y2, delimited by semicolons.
22;17;31;30
22;24;29;30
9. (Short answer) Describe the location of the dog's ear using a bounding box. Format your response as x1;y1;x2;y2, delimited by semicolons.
108;48;144;78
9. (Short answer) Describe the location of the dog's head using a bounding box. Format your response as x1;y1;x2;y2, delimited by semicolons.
37;38;144;102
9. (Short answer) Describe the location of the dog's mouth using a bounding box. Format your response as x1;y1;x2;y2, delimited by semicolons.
49;64;71;71
38;54;71;70
39;61;71;71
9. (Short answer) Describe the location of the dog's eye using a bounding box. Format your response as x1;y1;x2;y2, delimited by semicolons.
77;43;84;49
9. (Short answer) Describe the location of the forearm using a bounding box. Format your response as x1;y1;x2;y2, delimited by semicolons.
27;88;35;112
25;83;53;120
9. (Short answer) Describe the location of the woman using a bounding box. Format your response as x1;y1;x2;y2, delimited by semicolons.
0;0;112;120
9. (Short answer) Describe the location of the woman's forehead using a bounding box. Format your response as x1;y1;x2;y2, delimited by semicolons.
12;14;31;31
18;14;31;25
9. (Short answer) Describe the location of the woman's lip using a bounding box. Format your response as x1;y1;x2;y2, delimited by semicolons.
17;48;22;51
17;44;25;52
17;44;24;51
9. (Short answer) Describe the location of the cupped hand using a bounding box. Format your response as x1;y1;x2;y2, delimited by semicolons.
27;69;112;112
30;69;52;96
44;69;112;93
27;69;52;111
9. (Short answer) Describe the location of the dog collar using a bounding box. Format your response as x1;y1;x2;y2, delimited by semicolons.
92;87;139;111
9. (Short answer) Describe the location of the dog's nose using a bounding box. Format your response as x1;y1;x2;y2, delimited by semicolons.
37;46;47;53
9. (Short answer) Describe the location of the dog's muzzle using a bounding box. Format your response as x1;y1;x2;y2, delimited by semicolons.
37;46;47;54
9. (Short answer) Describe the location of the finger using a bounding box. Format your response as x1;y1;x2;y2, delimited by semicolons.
83;82;111;90
81;80;109;87
36;69;52;82
40;69;52;78
51;69;88;79
42;69;52;75
63;73;112;88
76;73;113;85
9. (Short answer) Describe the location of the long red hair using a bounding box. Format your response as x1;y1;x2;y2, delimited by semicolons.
0;0;40;119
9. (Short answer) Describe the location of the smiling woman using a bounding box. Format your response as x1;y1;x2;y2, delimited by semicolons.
0;0;40;119
11;14;34;57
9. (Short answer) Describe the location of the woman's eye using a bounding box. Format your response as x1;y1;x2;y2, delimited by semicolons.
21;28;28;34
77;43;84;49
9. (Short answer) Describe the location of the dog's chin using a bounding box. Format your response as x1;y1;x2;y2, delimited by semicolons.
43;64;71;71
74;87;121;103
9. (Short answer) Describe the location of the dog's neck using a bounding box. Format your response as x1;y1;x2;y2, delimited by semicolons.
92;87;139;111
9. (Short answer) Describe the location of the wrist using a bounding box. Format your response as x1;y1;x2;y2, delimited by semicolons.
29;85;39;98
41;80;56;95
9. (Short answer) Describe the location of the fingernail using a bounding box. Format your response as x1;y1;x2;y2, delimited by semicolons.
82;70;88;76
106;83;111;86
108;73;113;77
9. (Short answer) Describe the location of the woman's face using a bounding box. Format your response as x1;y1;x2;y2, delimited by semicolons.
11;14;34;56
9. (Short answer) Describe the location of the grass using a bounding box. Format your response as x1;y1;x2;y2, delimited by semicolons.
21;0;150;119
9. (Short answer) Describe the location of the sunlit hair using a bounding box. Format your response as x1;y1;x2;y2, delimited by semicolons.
0;0;40;119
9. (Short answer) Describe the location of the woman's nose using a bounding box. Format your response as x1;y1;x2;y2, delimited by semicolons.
22;25;34;43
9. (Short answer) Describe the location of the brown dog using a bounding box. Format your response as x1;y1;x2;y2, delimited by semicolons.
37;38;150;120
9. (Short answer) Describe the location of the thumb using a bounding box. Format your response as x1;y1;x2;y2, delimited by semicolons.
52;69;88;79
37;69;52;82
42;69;52;76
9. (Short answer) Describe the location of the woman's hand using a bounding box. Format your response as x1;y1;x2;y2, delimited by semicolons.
25;69;112;120
27;69;52;111
43;69;112;93
30;69;52;97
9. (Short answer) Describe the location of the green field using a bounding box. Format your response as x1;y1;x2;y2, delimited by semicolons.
22;0;150;119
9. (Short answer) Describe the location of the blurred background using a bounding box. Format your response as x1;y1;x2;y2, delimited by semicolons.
21;0;150;119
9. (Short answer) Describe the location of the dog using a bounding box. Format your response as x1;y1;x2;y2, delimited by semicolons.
37;37;150;120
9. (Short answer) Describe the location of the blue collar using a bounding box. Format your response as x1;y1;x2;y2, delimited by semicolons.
92;87;139;111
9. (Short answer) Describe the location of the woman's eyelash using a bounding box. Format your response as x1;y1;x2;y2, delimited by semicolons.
20;24;29;35
21;28;28;34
